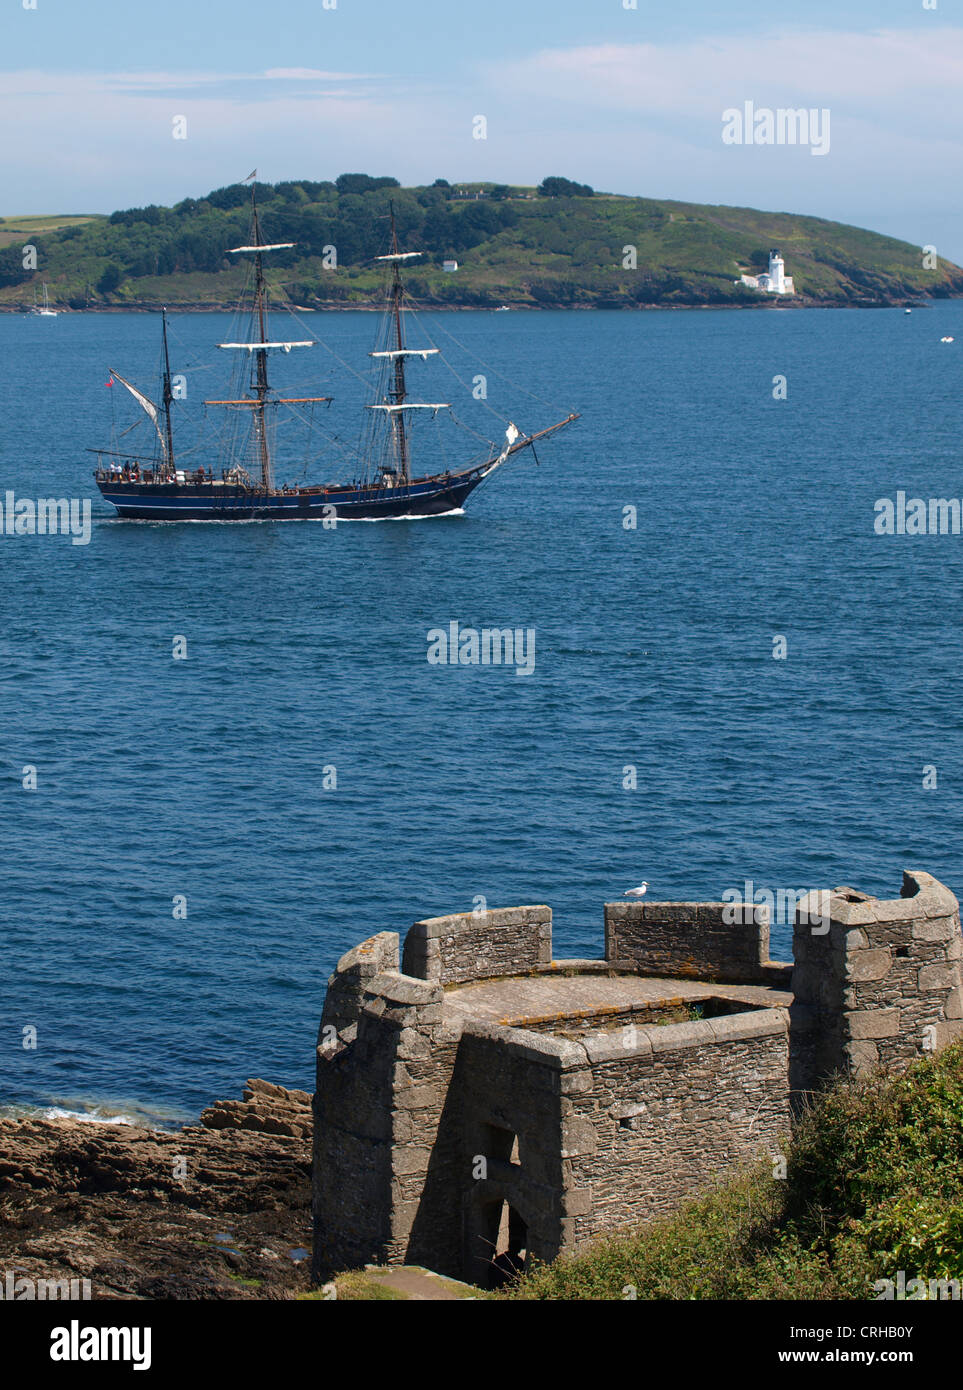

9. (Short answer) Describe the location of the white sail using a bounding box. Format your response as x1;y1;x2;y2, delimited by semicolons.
108;369;168;459
376;252;422;262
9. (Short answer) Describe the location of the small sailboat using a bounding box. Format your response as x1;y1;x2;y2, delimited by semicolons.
31;283;58;317
92;187;578;521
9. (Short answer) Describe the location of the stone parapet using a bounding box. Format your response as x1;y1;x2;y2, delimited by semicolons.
402;905;552;984
790;871;963;1095
604;899;771;982
319;931;400;1041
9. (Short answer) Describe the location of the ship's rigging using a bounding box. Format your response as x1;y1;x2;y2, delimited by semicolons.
91;182;579;521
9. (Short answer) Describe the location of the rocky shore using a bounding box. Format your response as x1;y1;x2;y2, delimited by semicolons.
0;1080;313;1300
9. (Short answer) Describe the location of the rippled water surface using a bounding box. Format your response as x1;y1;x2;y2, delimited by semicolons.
2;303;962;1120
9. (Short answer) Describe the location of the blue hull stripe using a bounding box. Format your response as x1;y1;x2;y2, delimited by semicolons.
95;474;485;521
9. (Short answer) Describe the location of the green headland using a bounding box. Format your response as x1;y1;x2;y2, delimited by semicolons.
2;174;960;311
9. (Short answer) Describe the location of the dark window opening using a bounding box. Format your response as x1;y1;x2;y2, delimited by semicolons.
485;1123;520;1166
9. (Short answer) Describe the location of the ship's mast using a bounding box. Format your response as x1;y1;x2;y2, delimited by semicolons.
388;206;410;482
250;190;272;490
368;207;450;485
213;177;317;491
161;307;176;478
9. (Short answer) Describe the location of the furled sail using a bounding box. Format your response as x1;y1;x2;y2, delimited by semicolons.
494;422;520;466
370;349;439;360
217;341;313;353
367;403;451;412
226;242;296;253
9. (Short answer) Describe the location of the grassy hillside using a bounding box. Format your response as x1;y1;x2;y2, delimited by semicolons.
0;214;99;248
2;176;960;310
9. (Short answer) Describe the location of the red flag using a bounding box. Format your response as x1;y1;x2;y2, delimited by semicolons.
106;377;114;387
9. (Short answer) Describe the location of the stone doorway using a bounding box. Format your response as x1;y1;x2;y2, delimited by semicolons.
477;1198;528;1288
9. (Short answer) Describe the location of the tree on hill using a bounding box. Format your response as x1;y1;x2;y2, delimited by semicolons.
97;262;124;294
0;246;28;287
335;173;401;196
204;183;271;211
538;176;594;198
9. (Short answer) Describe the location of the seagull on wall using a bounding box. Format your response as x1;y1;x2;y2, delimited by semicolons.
623;882;648;899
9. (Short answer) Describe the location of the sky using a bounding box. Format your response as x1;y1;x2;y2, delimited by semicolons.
1;0;961;261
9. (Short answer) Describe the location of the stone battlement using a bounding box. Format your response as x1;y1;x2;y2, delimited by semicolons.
604;898;773;982
790;869;963;1091
402;905;552;984
312;871;963;1287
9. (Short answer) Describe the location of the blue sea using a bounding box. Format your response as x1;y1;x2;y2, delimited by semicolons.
2;302;963;1124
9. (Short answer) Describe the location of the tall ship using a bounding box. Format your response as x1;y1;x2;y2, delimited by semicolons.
92;188;578;521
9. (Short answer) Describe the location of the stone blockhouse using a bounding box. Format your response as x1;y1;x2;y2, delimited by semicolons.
312;870;963;1286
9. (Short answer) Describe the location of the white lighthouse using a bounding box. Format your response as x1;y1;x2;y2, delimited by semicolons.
739;249;795;295
766;250;786;292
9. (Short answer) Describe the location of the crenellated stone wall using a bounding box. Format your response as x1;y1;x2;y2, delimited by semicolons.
402;905;552;985
319;931;400;1040
313;870;963;1286
790;870;963;1097
604;899;771;983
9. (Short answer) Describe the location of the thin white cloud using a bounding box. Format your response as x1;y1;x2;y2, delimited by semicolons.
0;67;382;97
486;27;963;121
263;68;381;82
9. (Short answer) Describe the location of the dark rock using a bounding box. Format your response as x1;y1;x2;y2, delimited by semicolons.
0;1083;313;1301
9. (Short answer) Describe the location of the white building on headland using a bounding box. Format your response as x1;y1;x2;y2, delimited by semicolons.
740;250;795;295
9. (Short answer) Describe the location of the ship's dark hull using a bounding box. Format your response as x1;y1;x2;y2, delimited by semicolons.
95;469;486;521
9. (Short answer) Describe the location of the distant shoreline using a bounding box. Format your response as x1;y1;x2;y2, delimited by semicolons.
0;297;946;315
